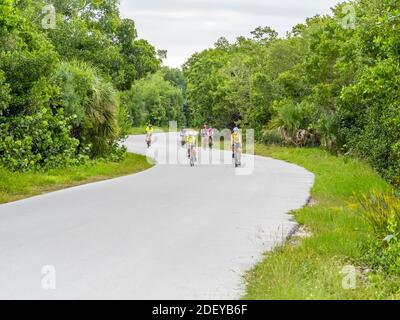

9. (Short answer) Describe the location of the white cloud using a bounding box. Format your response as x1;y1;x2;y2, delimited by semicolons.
120;0;342;68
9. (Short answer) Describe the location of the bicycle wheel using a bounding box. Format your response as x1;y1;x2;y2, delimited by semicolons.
190;147;195;167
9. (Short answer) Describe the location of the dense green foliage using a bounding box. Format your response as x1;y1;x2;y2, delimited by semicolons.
15;0;160;91
54;61;120;157
359;191;400;275
183;0;400;187
121;70;186;127
0;0;185;171
0;108;83;171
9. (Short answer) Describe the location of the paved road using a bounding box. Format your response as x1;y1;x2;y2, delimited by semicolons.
0;133;314;299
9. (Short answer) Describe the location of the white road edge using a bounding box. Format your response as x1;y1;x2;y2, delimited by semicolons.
0;133;314;299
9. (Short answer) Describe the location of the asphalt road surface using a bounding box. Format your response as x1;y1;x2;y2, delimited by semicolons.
0;133;314;299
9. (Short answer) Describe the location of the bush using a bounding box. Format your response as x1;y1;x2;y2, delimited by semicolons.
0;71;10;115
337;60;400;187
54;61;121;157
116;97;132;139
276;100;313;138
364;238;400;276
388;142;400;187
359;191;400;275
358;191;400;237
261;129;283;145
0;108;88;171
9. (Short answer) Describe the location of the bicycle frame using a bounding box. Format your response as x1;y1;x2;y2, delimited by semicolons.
188;144;197;166
233;144;242;167
146;133;152;147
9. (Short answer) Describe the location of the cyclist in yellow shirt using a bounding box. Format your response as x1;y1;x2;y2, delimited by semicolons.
186;132;197;166
145;124;153;148
231;127;242;167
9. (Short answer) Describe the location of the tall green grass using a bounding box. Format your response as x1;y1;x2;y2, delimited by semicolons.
244;145;400;300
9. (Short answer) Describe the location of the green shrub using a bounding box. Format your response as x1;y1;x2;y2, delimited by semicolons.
276;100;313;138
261;129;283;145
336;57;400;187
116;96;132;139
358;191;400;275
358;191;400;237
364;238;400;276
0;108;88;171
0;71;10;115
54;61;121;158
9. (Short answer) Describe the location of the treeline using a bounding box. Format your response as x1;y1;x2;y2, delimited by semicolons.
121;67;188;127
183;0;400;186
0;0;187;171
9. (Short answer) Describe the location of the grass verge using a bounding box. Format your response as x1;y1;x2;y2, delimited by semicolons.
0;153;153;204
243;144;400;300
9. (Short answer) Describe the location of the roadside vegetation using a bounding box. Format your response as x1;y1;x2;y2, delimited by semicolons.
0;153;152;204
242;145;400;299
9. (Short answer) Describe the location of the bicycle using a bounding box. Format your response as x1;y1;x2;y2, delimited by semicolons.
201;136;209;149
233;144;242;168
146;134;152;148
189;144;197;167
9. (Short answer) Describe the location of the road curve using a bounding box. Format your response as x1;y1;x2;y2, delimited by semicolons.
0;133;314;299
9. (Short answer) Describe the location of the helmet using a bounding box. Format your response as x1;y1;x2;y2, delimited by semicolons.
233;127;239;132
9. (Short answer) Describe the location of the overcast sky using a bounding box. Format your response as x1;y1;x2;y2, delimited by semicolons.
119;0;342;68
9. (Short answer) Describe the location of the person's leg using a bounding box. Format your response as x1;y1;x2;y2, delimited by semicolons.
146;134;150;147
234;145;238;165
237;144;242;165
191;145;196;163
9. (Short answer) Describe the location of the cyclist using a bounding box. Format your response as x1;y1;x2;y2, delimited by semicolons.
207;126;214;149
145;124;154;148
231;127;242;167
179;127;187;147
185;132;197;165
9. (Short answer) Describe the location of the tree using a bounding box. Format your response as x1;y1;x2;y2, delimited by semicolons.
121;72;185;127
17;0;160;91
0;0;59;115
251;26;279;43
53;61;120;157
